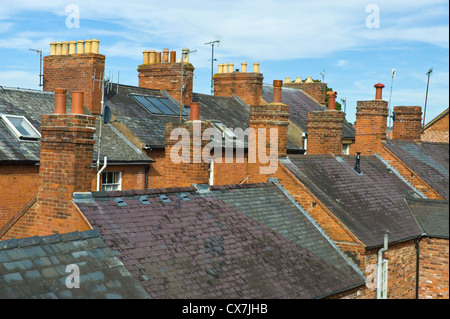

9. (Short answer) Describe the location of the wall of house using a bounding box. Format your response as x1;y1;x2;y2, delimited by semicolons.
90;164;147;191
418;237;449;299
421;113;449;143
213;151;249;185
0;164;39;228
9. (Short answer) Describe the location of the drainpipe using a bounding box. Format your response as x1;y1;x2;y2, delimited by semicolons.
377;233;389;299
96;156;108;191
144;164;150;190
415;234;426;299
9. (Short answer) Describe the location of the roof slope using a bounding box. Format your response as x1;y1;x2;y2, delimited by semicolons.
262;84;355;139
104;84;301;150
281;155;423;248
76;184;364;299
0;87;152;164
0;229;149;299
383;141;449;200
406;198;449;238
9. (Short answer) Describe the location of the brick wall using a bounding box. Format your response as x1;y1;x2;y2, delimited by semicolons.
392;106;422;140
418;237;449;299
283;81;327;105
307;110;344;155
164;121;210;187
352;99;388;155
138;62;194;106
43;54;105;115
90;164;148;191
214;72;264;106
422;113;449;143
0;164;39;228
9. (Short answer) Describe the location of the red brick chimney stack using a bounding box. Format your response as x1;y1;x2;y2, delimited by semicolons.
32;88;96;236
283;77;327;105
272;80;283;103
392;106;423;140
138;48;195;107
213;62;264;106
352;83;389;155
307;91;344;155
43;39;105;115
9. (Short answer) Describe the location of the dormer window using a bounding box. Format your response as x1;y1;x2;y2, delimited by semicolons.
0;114;41;141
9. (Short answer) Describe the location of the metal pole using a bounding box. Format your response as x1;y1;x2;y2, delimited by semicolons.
423;68;433;130
210;44;214;94
388;69;396;130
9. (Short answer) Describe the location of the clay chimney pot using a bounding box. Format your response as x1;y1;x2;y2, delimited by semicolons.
71;92;84;115
54;88;67;114
374;83;385;100
190;102;200;121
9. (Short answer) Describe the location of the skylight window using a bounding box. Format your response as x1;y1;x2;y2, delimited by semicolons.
130;94;189;116
1;114;41;141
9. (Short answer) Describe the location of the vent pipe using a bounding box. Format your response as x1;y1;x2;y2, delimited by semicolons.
354;152;361;174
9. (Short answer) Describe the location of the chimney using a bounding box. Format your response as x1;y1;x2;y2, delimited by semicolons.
392;106;423;140
283;76;327;105
164;106;210;187
307;91;345;155
43;39;105;115
353;83;388;155
248;80;289;183
137;48;195;107
34;88;96;236
213;61;264;106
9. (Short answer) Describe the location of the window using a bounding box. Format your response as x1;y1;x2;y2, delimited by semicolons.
1;114;41;141
342;143;350;155
101;171;122;191
130;94;188;116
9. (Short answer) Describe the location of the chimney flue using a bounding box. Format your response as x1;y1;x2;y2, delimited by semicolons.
374;83;385;100
71;92;84;115
253;62;260;73
354;152;361;174
273;80;283;103
54;88;67;114
190;102;200;121
327;91;337;110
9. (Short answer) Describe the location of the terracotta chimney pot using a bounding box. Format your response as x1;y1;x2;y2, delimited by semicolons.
143;50;150;64
71;92;84;115
253;62;260;73
84;40;92;53
155;51;161;63
374;83;385;100
91;39;100;54
273;80;283;103
327;91;337;110
69;41;77;54
50;42;57;55
170;51;176;63
54;88;67;114
162;48;169;62
190;102;200;121
241;63;247;73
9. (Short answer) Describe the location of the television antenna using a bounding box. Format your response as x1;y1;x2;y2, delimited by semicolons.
29;48;43;88
387;69;396;130
180;48;197;123
205;40;220;94
320;69;325;83
422;68;433;130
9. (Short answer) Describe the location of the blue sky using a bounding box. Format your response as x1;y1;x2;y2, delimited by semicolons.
0;0;448;124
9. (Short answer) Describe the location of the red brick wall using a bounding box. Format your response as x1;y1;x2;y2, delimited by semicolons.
213;151;249;185
418;237;449;299
283;82;327;105
392;106;422;140
307;110;344;155
214;72;264;106
43;54;105;115
90;165;147;191
0;165;39;228
352;99;388;155
138;62;194;106
422;113;449;143
164;121;210;187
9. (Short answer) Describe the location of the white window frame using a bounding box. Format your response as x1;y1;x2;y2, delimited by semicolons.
1;114;41;140
101;171;122;191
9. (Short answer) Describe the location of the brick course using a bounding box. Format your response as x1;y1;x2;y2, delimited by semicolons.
307;110;344;155
392;106;422;140
214;72;264;106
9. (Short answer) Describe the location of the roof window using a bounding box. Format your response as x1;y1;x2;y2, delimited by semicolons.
130;94;188;116
0;114;41;141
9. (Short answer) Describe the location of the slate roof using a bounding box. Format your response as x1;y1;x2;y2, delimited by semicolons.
262;84;355;139
0;87;152;164
104;84;301;151
406;198;449;239
281;155;424;248
76;183;365;299
382;140;449;200
0;229;149;299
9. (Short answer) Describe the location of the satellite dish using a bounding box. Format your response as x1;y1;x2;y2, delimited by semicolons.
103;105;112;124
